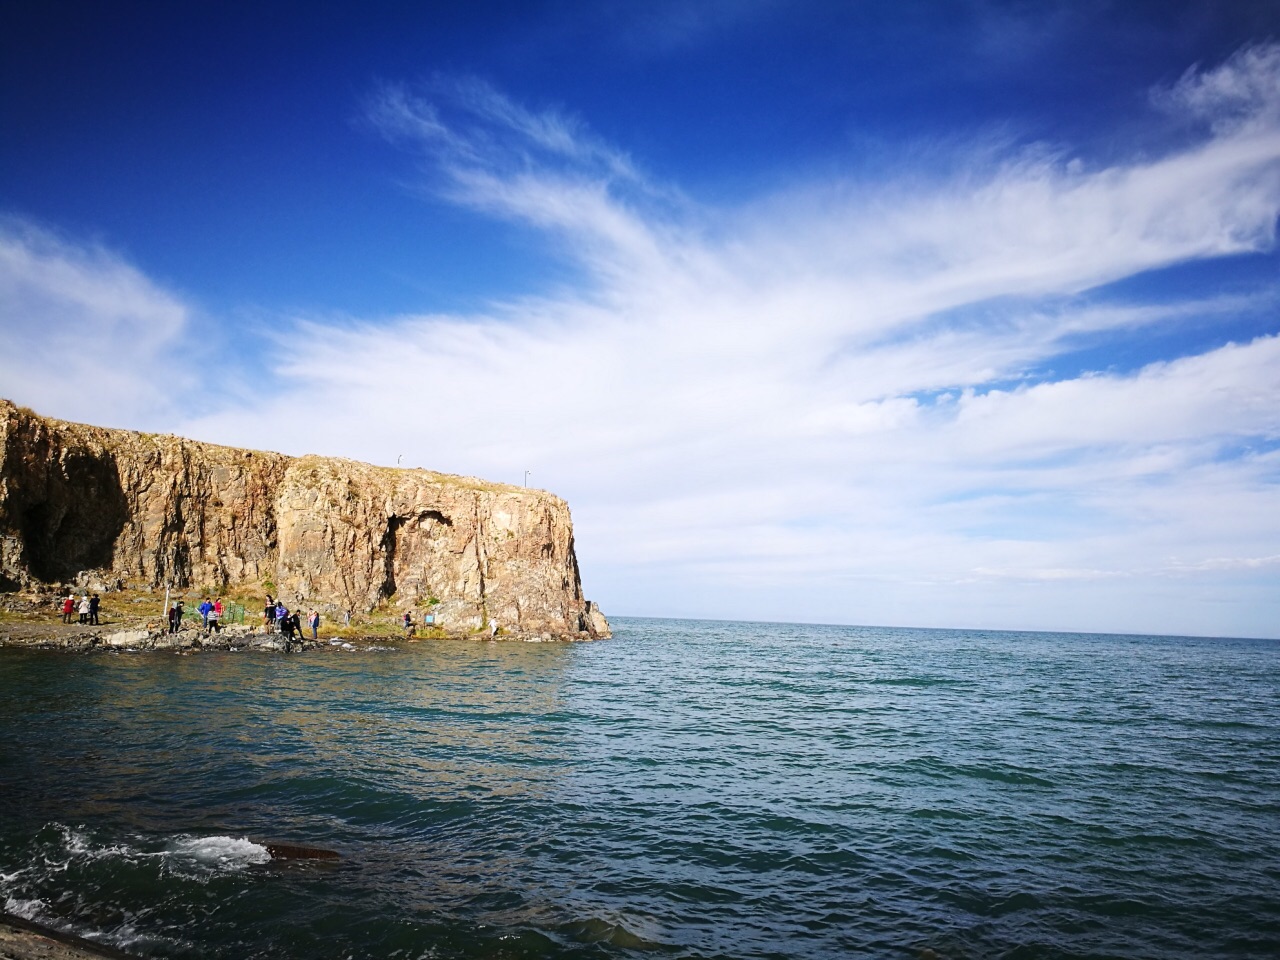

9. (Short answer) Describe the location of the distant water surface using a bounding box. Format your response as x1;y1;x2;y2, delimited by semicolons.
1;619;1277;959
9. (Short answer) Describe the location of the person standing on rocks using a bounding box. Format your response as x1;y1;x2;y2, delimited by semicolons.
167;603;179;634
199;598;212;631
309;610;319;640
174;599;184;632
78;594;90;624
89;594;100;625
207;599;221;635
61;594;74;624
264;596;276;633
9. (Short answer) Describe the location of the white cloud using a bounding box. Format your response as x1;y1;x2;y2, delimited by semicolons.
8;47;1280;637
180;49;1280;638
949;335;1280;456
1154;42;1280;135
0;219;196;428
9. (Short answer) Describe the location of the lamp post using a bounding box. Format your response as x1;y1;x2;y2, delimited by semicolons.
523;470;531;487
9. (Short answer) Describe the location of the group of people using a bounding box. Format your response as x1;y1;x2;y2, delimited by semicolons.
158;595;320;646
263;595;320;646
52;588;461;645
199;597;225;634
163;597;226;636
60;593;100;625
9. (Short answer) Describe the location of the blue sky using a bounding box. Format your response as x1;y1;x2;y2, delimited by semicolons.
2;1;1279;638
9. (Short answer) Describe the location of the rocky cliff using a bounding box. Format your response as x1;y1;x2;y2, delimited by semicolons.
0;400;609;639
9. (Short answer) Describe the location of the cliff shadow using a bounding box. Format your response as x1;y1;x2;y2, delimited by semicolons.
15;448;130;583
378;514;404;600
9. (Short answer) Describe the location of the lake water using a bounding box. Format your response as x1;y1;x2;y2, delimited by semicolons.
1;618;1277;959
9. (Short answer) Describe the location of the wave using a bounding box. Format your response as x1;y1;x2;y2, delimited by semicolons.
3;895;47;922
6;824;271;881
165;835;270;869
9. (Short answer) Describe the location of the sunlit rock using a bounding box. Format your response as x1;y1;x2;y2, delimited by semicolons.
0;399;609;640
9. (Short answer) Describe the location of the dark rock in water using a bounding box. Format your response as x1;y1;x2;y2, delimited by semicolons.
264;842;341;861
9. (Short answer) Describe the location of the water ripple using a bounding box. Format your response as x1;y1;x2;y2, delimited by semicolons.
1;620;1278;958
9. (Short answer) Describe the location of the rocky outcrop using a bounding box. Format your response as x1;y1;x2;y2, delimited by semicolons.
0;400;609;639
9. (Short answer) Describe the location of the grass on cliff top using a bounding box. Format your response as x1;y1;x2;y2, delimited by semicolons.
291;454;541;497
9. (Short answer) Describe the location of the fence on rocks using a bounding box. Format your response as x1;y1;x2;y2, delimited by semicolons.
180;603;246;625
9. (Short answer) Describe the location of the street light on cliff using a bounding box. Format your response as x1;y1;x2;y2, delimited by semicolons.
524;470;531;487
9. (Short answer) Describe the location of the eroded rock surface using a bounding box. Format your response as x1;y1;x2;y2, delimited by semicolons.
0;400;608;639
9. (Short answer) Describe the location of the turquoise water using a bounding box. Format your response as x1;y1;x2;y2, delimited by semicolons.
1;618;1277;959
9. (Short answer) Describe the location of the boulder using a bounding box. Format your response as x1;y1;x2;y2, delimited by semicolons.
103;629;152;648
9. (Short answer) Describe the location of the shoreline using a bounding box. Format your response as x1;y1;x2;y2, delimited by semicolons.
0;616;597;651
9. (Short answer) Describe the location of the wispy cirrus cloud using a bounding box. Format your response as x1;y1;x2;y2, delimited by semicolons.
370;78;653;196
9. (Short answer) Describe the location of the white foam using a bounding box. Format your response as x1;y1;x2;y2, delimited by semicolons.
5;896;47;921
59;824;92;855
56;824;140;861
166;836;270;869
98;921;169;952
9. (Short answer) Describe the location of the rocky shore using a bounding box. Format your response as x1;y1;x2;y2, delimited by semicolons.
0;586;596;651
0;615;584;652
1;618;324;653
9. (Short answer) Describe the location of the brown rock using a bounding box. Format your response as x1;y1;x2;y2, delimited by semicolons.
0;400;609;640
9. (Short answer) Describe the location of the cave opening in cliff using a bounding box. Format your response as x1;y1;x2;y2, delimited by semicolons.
378;515;404;601
17;454;129;583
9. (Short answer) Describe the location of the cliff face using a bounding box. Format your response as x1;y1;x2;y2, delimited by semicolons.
0;400;609;639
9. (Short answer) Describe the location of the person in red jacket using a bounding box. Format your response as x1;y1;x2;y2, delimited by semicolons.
61;595;74;623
